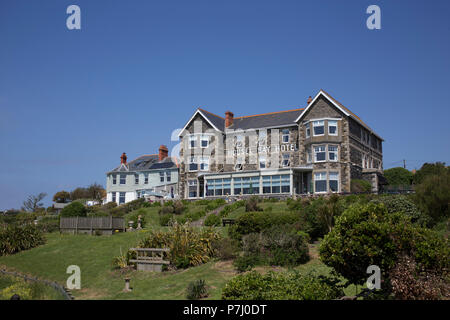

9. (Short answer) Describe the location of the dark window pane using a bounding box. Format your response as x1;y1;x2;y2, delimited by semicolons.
263;186;271;194
314;126;324;135
272;186;280;193
281;185;290;193
315;180;327;192
329;180;338;192
317;152;326;161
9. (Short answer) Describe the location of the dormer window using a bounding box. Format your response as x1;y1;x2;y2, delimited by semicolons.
328;120;337;135
313;120;324;136
282;129;290;143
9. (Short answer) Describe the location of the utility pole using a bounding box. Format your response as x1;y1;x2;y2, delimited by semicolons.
403;159;406;169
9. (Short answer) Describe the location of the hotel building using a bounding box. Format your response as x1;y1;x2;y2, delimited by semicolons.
177;89;384;199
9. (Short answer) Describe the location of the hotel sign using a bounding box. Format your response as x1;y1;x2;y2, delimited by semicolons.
227;143;298;157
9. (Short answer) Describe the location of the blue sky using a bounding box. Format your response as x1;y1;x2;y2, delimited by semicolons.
1;0;449;210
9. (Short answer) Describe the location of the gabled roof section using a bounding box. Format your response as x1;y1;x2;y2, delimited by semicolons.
228;108;304;130
108;154;178;173
178;108;225;137
295;89;383;141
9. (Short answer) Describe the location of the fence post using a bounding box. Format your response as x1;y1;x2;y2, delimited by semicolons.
90;217;93;235
75;216;78;235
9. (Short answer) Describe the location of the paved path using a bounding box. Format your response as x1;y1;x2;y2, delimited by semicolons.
190;204;227;227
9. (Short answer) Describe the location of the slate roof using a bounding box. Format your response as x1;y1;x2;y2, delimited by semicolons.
108;154;178;173
198;109;225;131
229;108;304;130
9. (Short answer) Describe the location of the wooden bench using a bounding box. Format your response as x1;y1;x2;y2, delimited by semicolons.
129;248;170;272
222;218;235;227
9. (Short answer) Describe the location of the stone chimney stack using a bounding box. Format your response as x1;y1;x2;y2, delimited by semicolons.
120;152;127;165
307;96;313;105
159;145;169;161
225;111;234;128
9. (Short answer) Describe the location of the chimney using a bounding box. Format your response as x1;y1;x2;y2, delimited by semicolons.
159;145;169;161
307;96;313;105
225;111;234;128
120;152;127;165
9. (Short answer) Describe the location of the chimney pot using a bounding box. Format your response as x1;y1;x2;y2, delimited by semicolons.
120;152;127;165
307;96;313;105
159;145;169;161
225;111;234;128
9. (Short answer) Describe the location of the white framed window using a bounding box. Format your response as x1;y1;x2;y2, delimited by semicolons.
258;130;267;144
306;147;312;163
235;135;244;147
135;174;139;184
305;123;310;138
314;145;326;162
189;135;197;148
259;156;266;169
112;192;116;202
144;174;148;184
166;171;171;182
189;156;198;171
329;172;339;192
313;120;324;136
200;135;209;148
282;153;290;167
188;179;198;198
120;174;126;185
314;172;327;193
282;129;290;143
112;175;117;185
119;192;126;204
199;156;209;171
328;145;338;162
328;120;337;136
159;172;164;182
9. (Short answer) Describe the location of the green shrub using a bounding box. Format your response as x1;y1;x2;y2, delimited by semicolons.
233;255;259;273
350;179;372;193
0;225;46;256
229;211;301;241
127;209;147;229
245;196;262;212
222;271;344;300
132;223;220;269
371;195;430;226
186;279;208;300
413;172;450;226
37;217;59;233
383;167;413;186
159;214;174;226
204;214;220;227
413;162;449;185
60;202;87;217
109;198;146;217
319;202;450;286
212;238;239;260
219;201;245;218
241;225;309;267
159;205;174;215
205;199;226;212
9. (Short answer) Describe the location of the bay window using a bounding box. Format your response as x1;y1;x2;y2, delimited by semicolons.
189;156;198;171
328;145;338;162
307;147;312;163
313;120;324;136
199;156;209;171
328;120;337;135
305;123;310;138
200;135;209;148
329;172;339;192
314;172;327;193
314;145;326;162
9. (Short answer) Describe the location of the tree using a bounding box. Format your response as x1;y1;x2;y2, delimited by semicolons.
53;191;71;203
70;187;88;200
60;202;87;217
86;183;106;201
413;162;449;185
22;193;47;212
414;171;450;225
383;167;413;186
319;202;449;287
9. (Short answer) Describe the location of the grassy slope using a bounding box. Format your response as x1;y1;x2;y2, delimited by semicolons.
0;201;358;300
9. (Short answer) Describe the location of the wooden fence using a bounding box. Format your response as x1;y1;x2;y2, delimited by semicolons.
59;216;125;235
